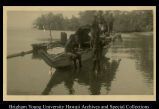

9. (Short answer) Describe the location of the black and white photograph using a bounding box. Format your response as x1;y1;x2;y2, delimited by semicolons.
3;6;156;101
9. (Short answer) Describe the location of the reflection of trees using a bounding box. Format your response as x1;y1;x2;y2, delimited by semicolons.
134;35;153;85
41;57;121;95
111;34;153;86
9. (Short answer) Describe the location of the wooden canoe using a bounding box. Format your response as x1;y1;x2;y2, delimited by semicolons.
38;44;111;68
36;33;122;68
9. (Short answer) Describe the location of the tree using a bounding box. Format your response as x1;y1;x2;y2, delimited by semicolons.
78;11;96;26
33;10;153;32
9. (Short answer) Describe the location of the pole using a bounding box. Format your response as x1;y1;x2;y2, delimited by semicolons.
49;24;53;43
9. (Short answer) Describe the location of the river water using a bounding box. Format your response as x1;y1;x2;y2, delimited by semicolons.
7;28;154;95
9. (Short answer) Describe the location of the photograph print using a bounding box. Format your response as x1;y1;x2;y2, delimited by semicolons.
3;6;156;101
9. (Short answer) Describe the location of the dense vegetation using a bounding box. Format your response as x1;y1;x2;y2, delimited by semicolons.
33;10;153;32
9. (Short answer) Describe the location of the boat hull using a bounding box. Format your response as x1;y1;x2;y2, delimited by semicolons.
39;45;110;68
33;33;122;68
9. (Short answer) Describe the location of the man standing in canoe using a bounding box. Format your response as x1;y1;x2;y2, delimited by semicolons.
90;11;113;72
90;11;104;72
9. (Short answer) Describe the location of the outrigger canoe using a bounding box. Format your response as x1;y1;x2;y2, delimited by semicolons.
32;33;122;68
38;44;111;68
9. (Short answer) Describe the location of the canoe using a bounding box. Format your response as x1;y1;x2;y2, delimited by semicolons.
38;44;111;68
35;33;122;68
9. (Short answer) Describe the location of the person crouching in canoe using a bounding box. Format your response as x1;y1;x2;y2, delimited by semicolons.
65;34;82;69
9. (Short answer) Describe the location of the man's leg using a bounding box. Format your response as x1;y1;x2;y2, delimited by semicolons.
72;54;77;69
73;59;77;69
97;50;101;72
93;59;97;71
97;60;101;72
78;56;82;68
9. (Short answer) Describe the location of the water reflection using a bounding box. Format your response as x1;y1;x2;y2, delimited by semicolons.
133;34;153;86
31;33;153;95
7;29;154;95
110;34;153;88
135;42;153;87
42;57;121;95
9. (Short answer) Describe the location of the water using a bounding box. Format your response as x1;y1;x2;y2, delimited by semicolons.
7;28;154;95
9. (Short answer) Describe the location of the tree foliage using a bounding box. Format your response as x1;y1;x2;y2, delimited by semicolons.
33;10;153;32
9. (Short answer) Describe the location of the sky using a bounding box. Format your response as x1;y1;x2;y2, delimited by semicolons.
7;11;80;29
